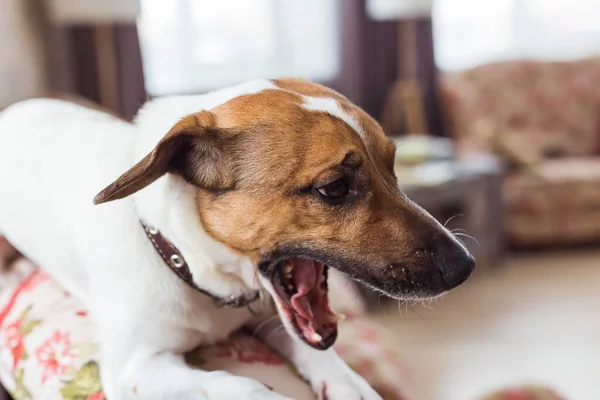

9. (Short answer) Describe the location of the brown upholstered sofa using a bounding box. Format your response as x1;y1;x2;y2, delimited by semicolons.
439;58;600;247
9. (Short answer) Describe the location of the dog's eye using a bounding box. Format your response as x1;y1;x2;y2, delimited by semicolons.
316;179;349;199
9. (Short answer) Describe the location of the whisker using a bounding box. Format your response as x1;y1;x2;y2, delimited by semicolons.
453;235;468;247
252;268;261;291
423;298;434;311
444;214;463;228
454;232;480;246
252;314;280;336
412;302;425;318
265;324;286;342
344;292;362;312
419;299;430;311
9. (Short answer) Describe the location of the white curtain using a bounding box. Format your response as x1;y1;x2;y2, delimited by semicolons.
138;0;340;96
434;0;600;71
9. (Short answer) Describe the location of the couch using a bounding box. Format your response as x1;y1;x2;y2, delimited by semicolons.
439;57;600;247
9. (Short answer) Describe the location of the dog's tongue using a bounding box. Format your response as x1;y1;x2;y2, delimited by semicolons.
288;258;339;343
290;259;322;320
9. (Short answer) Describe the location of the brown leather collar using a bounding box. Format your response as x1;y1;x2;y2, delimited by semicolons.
141;221;260;308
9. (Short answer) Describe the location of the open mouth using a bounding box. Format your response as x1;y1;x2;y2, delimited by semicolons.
271;258;344;350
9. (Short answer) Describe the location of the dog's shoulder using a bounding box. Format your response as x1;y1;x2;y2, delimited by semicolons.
0;97;128;133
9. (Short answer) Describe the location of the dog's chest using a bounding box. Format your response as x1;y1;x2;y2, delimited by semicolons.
198;307;252;343
137;297;254;354
173;294;257;346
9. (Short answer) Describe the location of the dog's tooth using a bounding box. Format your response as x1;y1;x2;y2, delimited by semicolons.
310;332;323;342
287;284;294;291
283;264;294;274
327;313;346;323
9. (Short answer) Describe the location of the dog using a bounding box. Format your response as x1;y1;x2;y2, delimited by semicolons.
0;79;474;399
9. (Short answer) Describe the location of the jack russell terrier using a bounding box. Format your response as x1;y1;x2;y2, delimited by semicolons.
0;79;474;400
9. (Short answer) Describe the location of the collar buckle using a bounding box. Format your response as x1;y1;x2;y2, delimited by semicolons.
141;221;261;310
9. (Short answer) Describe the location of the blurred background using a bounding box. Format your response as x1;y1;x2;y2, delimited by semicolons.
2;0;600;399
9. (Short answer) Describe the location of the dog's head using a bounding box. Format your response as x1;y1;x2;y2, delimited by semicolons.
94;79;474;349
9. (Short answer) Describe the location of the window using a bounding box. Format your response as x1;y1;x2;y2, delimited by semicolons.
137;0;340;96
434;0;600;71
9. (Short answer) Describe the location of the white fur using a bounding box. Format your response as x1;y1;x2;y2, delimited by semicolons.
0;81;381;400
301;96;366;141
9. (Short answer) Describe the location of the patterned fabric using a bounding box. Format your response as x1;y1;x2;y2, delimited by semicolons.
439;58;600;246
440;58;600;159
505;158;600;211
505;158;600;246
481;386;566;400
335;319;415;400
0;260;413;400
0;248;570;399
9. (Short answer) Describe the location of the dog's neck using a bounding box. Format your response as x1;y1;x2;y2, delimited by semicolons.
130;89;276;299
133;174;260;299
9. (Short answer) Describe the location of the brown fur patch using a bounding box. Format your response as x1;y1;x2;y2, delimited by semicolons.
273;78;398;189
190;80;413;269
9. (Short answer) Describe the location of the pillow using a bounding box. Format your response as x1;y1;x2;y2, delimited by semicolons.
480;386;567;400
0;262;413;400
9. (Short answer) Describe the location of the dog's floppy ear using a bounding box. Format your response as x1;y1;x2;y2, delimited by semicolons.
93;111;235;205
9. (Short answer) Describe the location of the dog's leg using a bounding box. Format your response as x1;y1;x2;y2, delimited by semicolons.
249;315;382;400
90;301;293;400
100;350;294;400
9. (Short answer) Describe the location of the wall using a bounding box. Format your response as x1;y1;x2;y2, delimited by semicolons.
0;0;49;108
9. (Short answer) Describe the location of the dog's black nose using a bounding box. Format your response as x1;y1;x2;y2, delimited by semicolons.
441;252;475;289
426;231;476;289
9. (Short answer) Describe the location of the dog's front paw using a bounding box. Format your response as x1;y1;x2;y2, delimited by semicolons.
315;373;382;400
202;371;293;400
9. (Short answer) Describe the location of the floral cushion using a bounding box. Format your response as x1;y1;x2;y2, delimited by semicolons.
334;319;415;400
0;246;567;399
480;386;566;400
0;258;413;400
